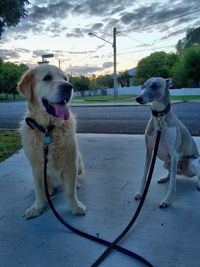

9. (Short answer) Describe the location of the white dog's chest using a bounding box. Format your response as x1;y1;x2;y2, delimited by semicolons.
146;125;177;163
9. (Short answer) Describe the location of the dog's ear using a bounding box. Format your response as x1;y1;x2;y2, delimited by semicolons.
66;74;70;82
17;69;34;101
166;78;173;89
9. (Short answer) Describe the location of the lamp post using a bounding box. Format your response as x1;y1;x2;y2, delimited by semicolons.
38;53;54;64
88;27;118;97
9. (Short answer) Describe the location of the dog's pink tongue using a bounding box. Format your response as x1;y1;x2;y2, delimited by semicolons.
53;104;70;120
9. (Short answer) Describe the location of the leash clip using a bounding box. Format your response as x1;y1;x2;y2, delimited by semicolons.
158;116;164;130
43;131;52;145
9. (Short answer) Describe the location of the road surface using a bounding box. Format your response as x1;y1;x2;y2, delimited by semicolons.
0;101;200;135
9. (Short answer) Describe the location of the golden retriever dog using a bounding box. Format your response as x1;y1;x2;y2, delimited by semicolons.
18;64;87;219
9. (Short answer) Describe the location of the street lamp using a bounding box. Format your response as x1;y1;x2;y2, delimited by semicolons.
38;53;54;64
88;27;118;97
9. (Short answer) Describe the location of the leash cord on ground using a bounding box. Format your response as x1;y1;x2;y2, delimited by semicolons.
91;129;161;266
43;130;161;267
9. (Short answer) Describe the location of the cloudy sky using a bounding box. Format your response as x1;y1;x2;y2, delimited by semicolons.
0;0;200;76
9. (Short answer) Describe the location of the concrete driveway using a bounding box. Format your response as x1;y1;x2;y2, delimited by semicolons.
0;134;200;267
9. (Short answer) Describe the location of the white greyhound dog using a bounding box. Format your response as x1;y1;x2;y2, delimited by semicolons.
135;77;200;208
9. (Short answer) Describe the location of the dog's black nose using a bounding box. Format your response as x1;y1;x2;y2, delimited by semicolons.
135;95;143;104
59;82;73;92
59;82;73;102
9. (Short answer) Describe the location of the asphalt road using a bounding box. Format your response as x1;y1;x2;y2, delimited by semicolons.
0;101;200;135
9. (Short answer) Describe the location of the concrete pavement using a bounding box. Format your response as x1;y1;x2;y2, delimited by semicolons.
1;134;200;267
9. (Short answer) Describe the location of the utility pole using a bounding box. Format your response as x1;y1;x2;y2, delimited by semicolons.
88;27;118;97
113;27;118;97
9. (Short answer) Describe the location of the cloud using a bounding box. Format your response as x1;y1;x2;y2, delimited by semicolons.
90;23;104;31
32;50;52;58
0;49;20;60
102;61;113;68
30;2;73;21
45;22;68;37
14;48;31;53
159;28;188;40
67;59;113;76
68;64;102;75
118;1;199;34
1;0;200;70
68;50;95;55
4;0;199;41
66;28;85;38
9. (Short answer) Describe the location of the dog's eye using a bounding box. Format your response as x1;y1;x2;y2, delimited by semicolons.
63;76;67;81
151;82;159;89
43;74;53;81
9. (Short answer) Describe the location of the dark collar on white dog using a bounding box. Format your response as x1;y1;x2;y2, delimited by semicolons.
151;103;171;117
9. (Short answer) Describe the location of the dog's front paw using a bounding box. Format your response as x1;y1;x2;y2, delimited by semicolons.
71;201;87;216
157;175;170;184
25;205;44;219
159;201;171;209
135;192;142;201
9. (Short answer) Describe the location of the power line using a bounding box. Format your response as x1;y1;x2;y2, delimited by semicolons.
118;35;179;52
117;44;174;55
92;52;113;65
118;9;200;34
71;37;112;65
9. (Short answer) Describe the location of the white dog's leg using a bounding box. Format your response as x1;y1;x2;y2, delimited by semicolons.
135;147;152;200
157;172;170;183
188;157;200;190
61;168;87;216
26;167;46;219
160;152;178;208
78;151;84;176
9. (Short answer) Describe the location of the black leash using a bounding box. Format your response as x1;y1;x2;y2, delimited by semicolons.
44;151;153;266
26;116;163;267
91;126;162;266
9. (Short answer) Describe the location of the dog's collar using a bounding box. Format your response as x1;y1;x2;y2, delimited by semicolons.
151;103;171;117
25;117;55;144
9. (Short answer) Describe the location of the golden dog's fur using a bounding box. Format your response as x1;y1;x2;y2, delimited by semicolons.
18;64;86;219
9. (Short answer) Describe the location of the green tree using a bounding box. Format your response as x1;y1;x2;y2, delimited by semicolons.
0;61;28;99
176;27;200;54
117;70;130;87
95;74;113;89
0;0;29;38
172;45;200;88
134;51;178;84
70;76;90;96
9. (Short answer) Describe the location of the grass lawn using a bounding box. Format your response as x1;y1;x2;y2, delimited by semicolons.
0;129;22;162
72;95;136;103
171;95;200;101
1;93;200;104
0;93;24;101
72;94;200;103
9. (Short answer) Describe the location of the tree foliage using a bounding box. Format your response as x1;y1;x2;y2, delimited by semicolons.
117;70;130;87
0;0;29;38
95;74;113;89
171;45;200;87
70;76;91;96
133;51;178;84
69;73;114;95
0;60;28;99
176;27;200;54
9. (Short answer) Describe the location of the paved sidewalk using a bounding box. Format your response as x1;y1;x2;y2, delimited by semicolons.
0;134;200;267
